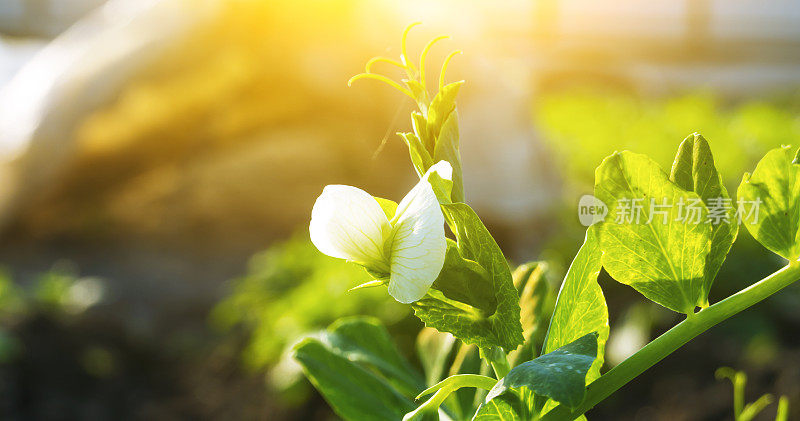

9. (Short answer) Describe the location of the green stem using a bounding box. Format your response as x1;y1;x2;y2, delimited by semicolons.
406;374;496;421
482;348;512;379
541;262;800;421
776;396;789;421
416;374;497;399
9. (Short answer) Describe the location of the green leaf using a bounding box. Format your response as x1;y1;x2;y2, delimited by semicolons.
538;227;607;416
427;81;464;140
416;327;456;387
403;82;465;203
405;374;496;421
412;204;524;351
323;317;422;394
509;262;550;367
433;111;465;202
294;341;414;420
431;240;495;313
511;262;551;415
543;226;608;383
405;79;430;107
485;333;598;409
669;134;738;306
737;145;800;260
399;131;433;178
472;394;525;421
413;111;436;157
417;374;498;400
293;317;424;421
427;164;455;205
447;344;487;419
595;151;712;314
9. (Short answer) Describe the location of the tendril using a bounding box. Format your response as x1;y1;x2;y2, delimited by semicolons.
365;56;405;74
350;24;461;105
419;35;450;93
400;22;422;76
439;50;463;92
348;73;415;100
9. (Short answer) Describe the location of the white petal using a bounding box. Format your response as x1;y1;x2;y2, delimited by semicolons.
388;176;447;303
309;185;391;269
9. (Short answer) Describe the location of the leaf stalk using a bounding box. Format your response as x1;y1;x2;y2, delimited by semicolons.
540;263;800;420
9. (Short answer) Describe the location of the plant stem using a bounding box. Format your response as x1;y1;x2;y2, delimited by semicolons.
541;262;800;421
481;347;512;379
489;356;511;379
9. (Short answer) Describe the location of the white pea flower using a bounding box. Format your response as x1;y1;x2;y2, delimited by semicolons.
310;161;452;303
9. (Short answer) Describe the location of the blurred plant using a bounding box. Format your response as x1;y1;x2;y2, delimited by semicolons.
535;91;800;193
716;367;790;421
0;265;106;363
0;270;26;318
210;232;409;373
0;265;104;319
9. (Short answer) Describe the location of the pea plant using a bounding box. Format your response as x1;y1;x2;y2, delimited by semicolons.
293;24;800;420
716;367;789;421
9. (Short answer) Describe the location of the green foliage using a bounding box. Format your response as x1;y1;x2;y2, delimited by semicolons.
0;267;105;364
0;270;26;318
433;108;464;202
670;134;738;306
402;80;465;204
716;367;789;421
34;270;80;310
416;327;456;387
350;24;465;204
430;240;493;311
414;204;524;351
543;226;608;393
509;262;551;366
595;150;712;314
535;92;800;191
351;24;524;352
472;394;524;421
211;233;407;370
737;145;800;261
297;24;800;421
485;333;598;410
0;265;101;317
425;82;466;202
409;374;498;421
293;317;422;421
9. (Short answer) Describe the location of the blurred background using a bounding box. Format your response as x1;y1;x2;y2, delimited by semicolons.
1;0;799;419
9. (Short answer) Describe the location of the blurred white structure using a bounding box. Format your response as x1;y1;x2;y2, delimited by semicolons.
530;0;800;95
0;0;216;230
0;0;107;37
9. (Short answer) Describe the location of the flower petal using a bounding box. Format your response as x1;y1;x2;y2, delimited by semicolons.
309;185;391;269
388;171;448;303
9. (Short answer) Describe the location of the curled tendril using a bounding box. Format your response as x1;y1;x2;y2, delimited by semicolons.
400;22;422;73
439;50;463;92
347;73;415;99
348;22;462;105
365;56;405;74
419;35;450;92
